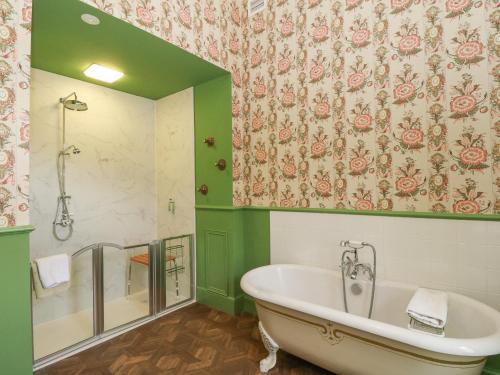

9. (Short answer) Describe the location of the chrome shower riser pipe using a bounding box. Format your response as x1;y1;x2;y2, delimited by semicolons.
53;92;87;241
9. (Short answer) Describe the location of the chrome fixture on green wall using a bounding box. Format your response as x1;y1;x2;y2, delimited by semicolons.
194;75;233;207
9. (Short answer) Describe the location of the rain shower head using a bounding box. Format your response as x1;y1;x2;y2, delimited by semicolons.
60;92;88;111
64;99;88;111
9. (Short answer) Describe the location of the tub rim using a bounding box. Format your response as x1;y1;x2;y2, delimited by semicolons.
240;263;500;357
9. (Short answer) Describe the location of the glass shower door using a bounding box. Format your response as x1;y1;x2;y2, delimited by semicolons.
160;234;194;309
32;249;94;360
33;236;194;366
103;243;153;331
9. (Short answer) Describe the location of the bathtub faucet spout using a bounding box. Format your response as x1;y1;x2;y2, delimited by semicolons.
350;262;374;281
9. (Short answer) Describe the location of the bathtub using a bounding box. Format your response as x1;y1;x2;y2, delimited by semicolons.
240;264;500;375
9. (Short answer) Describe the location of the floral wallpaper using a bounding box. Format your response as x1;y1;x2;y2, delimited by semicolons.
235;0;499;214
0;0;31;227
3;0;500;227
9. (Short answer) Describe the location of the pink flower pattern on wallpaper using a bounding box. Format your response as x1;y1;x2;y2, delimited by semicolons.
0;0;31;227
242;0;499;214
4;0;500;227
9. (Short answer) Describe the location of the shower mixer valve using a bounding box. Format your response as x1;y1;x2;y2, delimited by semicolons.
339;240;377;318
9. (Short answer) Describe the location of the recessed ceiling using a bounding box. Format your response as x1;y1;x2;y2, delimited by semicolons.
31;0;229;100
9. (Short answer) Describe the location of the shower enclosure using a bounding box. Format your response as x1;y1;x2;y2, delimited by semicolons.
32;234;194;366
30;74;197;369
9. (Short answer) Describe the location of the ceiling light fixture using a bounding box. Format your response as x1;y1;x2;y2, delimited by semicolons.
83;64;124;83
81;14;100;26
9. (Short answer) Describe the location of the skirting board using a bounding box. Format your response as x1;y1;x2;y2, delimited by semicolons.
196;287;244;315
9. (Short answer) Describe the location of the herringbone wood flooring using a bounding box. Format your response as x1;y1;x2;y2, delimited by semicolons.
36;303;332;375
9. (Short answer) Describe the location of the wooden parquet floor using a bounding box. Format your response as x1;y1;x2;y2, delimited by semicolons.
36;303;332;375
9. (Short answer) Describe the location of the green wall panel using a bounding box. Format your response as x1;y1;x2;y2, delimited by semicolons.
194;75;233;207
0;227;34;375
485;356;500;374
194;207;270;315
193;74;237;314
242;209;270;315
195;208;243;315
243;209;271;271
205;230;229;296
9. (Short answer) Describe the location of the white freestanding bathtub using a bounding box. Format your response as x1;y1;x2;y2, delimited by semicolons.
241;264;500;375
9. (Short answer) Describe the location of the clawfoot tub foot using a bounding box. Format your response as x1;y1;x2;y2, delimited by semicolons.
258;321;279;373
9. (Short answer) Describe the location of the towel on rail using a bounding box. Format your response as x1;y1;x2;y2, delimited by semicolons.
406;288;448;329
31;260;71;299
35;253;70;288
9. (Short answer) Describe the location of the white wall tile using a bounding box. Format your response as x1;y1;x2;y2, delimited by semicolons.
270;211;500;310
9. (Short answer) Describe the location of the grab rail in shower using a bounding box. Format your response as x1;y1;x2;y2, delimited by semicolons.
71;242;123;258
71;235;193;258
71;241;152;258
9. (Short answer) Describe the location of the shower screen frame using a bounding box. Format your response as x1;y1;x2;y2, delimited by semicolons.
32;233;195;370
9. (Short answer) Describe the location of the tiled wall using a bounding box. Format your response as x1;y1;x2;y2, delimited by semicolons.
156;87;195;239
155;87;195;299
30;69;197;322
30;68;157;323
271;211;500;310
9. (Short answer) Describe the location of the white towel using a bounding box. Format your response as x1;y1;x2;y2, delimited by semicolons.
406;288;448;329
35;254;71;289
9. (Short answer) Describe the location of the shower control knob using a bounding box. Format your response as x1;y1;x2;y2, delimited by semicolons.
215;159;226;170
198;184;208;195
203;137;215;146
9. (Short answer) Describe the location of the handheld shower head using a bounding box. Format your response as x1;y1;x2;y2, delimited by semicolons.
61;145;81;155
340;240;366;249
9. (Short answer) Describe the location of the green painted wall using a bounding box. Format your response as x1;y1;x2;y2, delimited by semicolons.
195;208;244;314
194;75;233;206
242;209;270;314
32;0;227;99
194;207;270;316
0;226;34;374
485;356;500;374
194;74;239;314
243;209;270;271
